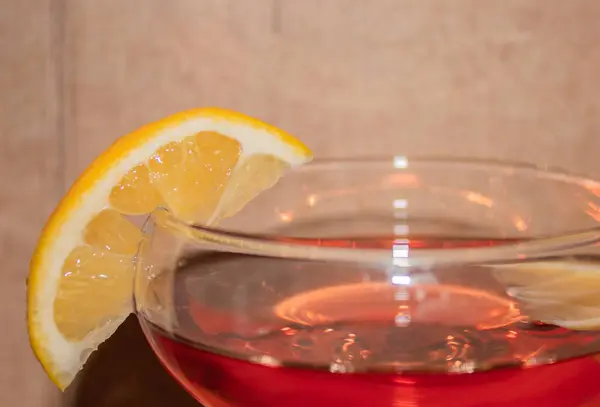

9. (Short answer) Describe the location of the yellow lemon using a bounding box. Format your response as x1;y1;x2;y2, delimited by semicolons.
27;107;312;389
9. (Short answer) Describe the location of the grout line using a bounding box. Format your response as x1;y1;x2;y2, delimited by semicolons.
271;0;282;34
50;0;68;196
267;0;284;126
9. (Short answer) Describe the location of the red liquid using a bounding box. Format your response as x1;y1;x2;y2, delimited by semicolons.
138;236;600;406
144;323;600;407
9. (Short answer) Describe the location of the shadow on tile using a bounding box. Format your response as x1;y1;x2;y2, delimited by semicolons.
64;316;199;407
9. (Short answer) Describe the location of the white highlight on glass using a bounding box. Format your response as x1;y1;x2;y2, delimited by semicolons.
393;239;410;258
394;156;408;169
391;275;411;285
394;224;409;235
393;199;408;209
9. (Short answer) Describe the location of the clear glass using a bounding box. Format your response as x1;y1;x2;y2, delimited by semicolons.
134;157;600;407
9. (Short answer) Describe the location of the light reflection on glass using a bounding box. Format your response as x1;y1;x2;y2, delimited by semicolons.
394;224;409;235
393;239;410;259
461;191;494;208
306;194;317;207
394;156;408;169
511;216;529;231
392;275;411;285
278;211;294;222
393;199;408;209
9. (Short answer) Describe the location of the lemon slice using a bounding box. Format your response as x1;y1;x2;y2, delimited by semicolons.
493;261;600;330
27;107;313;389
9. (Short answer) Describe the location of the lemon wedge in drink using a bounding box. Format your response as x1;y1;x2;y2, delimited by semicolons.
27;108;313;389
494;261;600;330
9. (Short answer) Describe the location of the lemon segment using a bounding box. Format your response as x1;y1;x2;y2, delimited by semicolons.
54;246;133;342
83;209;143;255
215;154;291;222
147;132;241;223
109;164;162;215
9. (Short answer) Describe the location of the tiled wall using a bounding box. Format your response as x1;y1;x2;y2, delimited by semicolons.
2;0;62;406
4;1;600;406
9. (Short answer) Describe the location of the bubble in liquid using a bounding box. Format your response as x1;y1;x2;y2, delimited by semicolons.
449;360;476;373
292;336;315;350
330;361;354;373
395;312;412;327
251;354;281;367
328;332;374;372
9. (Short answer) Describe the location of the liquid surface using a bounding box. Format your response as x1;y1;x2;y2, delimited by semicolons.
138;236;600;406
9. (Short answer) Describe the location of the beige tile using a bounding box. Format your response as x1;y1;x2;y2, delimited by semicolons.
0;0;63;405
275;0;600;171
67;0;600;179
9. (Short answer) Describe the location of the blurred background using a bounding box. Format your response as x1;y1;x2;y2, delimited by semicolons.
3;1;600;406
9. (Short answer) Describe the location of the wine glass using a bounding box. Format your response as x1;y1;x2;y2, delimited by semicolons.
134;157;600;407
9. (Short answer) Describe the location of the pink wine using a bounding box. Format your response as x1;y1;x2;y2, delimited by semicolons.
145;324;600;407
139;236;600;407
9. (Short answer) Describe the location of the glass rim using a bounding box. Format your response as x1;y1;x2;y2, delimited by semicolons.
152;156;600;267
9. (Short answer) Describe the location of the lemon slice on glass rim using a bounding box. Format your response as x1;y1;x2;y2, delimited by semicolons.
27;107;313;389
